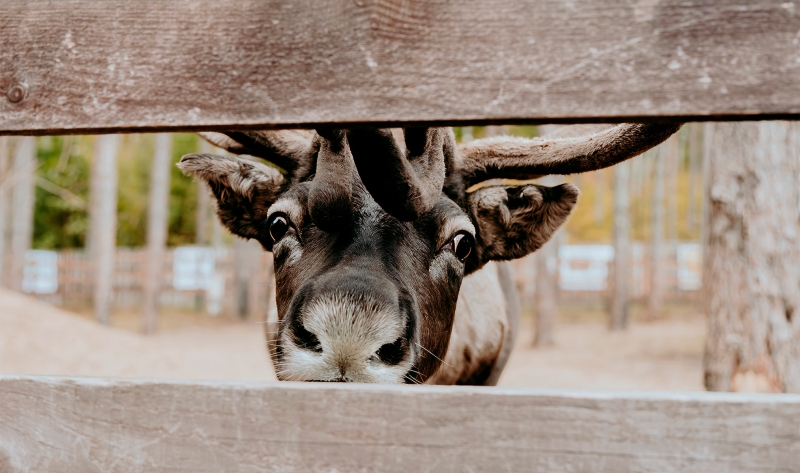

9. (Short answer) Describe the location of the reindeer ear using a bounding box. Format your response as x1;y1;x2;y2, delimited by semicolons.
465;183;578;274
178;153;286;243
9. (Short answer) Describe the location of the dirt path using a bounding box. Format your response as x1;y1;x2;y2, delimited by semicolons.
499;316;705;390
0;289;274;381
1;289;705;390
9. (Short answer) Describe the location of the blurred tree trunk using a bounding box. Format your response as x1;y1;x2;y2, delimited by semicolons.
461;126;474;143
142;134;172;334
89;135;120;325
247;247;263;322
0;137;9;286
195;139;211;245
233;238;263;320
594;169;605;225
703;121;800;393
8;137;36;292
610;160;631;330
530;125;572;347
666;135;679;244
647;142;666;320
687;123;703;233
534;230;560;347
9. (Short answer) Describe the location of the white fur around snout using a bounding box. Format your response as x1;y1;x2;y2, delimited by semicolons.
277;293;413;383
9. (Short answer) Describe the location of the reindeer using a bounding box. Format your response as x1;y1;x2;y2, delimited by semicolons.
179;124;680;385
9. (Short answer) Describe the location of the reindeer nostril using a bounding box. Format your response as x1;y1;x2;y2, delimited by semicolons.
292;321;322;353
376;338;406;365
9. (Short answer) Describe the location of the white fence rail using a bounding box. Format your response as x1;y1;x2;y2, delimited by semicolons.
21;244;703;309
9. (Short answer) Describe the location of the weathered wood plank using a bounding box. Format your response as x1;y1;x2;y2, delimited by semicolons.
1;0;800;134
0;376;798;472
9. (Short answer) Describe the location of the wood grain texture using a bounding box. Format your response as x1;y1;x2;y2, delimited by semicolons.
1;376;799;473
1;0;800;135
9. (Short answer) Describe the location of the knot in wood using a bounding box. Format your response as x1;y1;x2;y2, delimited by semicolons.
6;83;27;104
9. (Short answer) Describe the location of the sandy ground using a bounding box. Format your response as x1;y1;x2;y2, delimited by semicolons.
0;288;705;390
0;289;275;381
500;315;705;390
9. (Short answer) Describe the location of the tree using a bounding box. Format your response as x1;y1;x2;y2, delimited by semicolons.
704;121;800;393
7;137;36;291
647;142;667;320
32;136;90;250
594;169;605;225
142;134;172;334
89;135;120;324
534;229;559;346
233;237;263;320
0;137;9;285
687;124;703;233
609;160;631;330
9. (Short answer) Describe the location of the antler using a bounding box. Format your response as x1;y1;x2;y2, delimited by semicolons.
457;123;682;187
198;130;316;182
347;127;455;221
308;129;356;231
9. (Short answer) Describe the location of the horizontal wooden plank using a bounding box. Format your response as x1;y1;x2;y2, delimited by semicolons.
0;376;798;472
1;0;800;134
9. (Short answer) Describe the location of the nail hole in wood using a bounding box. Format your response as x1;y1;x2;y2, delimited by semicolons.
6;84;27;104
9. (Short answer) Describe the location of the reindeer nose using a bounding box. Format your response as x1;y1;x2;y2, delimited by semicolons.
313;266;400;306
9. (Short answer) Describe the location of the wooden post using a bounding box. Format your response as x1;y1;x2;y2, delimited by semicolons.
89;135;120;325
610;160;631;331
0;137;9;286
647;143;666;320
142;134;172;334
703;121;800;393
7;137;36;292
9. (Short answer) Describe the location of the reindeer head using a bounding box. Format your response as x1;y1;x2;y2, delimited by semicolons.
179;123;680;383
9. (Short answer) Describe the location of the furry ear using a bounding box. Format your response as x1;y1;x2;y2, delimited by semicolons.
465;183;578;274
178;153;286;243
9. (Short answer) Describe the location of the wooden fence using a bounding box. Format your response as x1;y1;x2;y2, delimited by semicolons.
35;248;273;317
1;376;799;473
511;242;703;304
24;243;699;312
2;0;800;471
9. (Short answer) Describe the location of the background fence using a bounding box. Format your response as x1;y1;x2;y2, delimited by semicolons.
19;242;701;313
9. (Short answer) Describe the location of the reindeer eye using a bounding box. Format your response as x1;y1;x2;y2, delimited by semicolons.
269;215;289;241
452;233;473;261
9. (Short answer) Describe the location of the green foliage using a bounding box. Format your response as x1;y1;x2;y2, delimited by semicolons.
453;125;538;142
33;136;92;249
115;133;201;247
116;134;151;247
167;133;202;246
33;133;202;249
